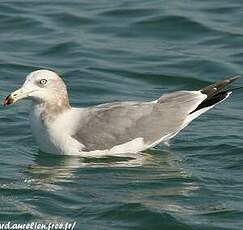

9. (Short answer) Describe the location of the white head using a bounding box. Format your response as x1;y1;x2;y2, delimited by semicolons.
4;69;70;110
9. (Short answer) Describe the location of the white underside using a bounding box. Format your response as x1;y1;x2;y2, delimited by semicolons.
29;91;230;157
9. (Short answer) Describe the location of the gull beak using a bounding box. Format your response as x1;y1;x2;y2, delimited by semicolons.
3;88;30;106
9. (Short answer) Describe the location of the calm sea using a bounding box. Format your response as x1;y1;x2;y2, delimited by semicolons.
0;1;243;229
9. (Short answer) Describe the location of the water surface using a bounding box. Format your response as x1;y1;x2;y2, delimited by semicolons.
0;1;243;229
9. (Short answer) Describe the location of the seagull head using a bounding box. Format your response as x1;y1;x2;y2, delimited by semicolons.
3;69;70;108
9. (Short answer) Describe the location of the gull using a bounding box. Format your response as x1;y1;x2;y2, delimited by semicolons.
3;70;240;156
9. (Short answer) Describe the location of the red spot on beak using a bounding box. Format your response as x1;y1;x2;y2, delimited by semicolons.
3;95;13;106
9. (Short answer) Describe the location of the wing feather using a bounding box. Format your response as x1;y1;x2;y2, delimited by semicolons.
72;91;206;151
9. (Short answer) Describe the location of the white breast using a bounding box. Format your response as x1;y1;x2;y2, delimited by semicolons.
30;105;61;154
29;105;85;155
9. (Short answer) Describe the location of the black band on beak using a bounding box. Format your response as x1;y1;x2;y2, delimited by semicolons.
3;95;13;106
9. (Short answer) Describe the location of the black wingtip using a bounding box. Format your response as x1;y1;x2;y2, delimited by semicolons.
227;75;241;83
190;90;231;114
190;75;241;114
200;75;241;97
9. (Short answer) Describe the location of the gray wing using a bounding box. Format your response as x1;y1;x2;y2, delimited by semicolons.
72;91;205;151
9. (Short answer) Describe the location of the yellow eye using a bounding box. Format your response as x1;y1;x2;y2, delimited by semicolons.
40;79;47;85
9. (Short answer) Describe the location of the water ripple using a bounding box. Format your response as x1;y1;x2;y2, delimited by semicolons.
0;1;243;229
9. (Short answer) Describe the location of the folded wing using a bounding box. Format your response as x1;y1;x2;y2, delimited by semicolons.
72;91;206;151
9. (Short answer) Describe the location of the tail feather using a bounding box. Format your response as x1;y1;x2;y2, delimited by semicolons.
190;75;240;114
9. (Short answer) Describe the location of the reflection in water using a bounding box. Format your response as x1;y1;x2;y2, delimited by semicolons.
20;148;231;225
17;148;232;227
23;151;154;192
29;150;154;170
24;149;199;199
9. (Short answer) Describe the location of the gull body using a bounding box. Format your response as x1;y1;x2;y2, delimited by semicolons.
4;70;239;156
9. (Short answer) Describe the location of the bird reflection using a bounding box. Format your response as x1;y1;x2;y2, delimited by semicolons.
24;150;153;191
22;148;210;217
23;148;198;195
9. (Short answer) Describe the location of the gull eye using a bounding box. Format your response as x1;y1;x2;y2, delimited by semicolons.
39;79;47;85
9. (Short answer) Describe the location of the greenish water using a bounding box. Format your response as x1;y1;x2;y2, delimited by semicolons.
0;1;243;229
